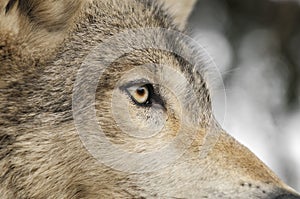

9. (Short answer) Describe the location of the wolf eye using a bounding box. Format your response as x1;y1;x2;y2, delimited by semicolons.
127;84;153;106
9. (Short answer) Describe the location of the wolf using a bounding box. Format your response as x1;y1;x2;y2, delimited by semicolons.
0;0;299;198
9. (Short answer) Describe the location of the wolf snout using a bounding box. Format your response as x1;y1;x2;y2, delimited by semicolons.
273;190;300;199
274;194;300;199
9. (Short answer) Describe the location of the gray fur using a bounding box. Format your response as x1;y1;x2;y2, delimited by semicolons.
0;0;299;198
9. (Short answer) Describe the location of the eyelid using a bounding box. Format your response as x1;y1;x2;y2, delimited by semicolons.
119;78;151;91
126;85;142;93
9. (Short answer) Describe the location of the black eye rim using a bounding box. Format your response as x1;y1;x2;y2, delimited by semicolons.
120;79;165;109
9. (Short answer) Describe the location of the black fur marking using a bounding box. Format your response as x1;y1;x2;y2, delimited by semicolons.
0;134;15;161
5;0;18;14
0;134;14;150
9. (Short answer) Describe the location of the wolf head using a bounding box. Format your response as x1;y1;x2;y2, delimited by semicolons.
0;0;299;198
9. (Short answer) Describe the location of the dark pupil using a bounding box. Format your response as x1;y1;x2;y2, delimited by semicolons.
136;87;146;96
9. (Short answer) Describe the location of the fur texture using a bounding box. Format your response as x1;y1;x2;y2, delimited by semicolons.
0;0;299;198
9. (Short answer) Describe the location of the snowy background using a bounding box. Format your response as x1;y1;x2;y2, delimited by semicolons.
189;0;300;191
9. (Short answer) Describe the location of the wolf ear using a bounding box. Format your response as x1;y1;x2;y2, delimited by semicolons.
159;0;197;29
0;0;85;78
0;0;84;45
0;0;86;71
1;0;84;33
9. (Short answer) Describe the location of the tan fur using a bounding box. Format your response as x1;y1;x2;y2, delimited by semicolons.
0;0;299;198
161;0;196;29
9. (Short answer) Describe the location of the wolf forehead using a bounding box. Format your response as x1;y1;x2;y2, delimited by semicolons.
0;0;197;74
1;0;212;123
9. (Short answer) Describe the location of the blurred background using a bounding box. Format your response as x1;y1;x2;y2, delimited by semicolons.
189;0;300;191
